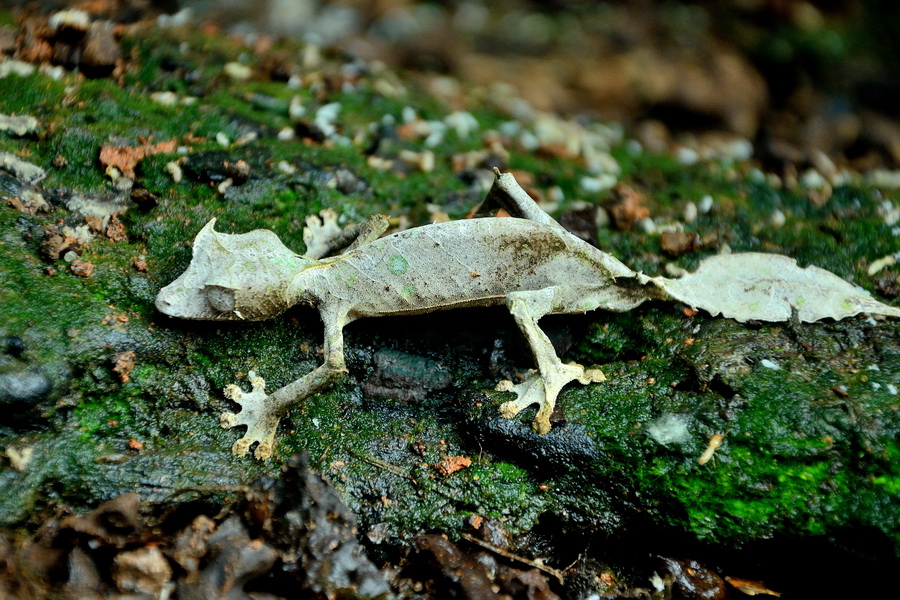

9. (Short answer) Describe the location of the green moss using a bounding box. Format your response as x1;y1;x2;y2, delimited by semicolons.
554;308;900;548
0;72;67;116
0;215;100;368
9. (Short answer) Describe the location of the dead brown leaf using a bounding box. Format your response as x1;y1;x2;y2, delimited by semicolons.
605;184;649;230
112;350;136;383
105;214;127;242
99;139;177;179
434;456;472;476
70;259;94;277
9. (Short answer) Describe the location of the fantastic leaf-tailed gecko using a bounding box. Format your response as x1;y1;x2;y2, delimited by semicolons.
156;170;899;459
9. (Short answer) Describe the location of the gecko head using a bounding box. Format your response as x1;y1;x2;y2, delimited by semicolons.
156;219;312;321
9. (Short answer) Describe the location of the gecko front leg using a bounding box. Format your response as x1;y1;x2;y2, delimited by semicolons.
220;304;351;459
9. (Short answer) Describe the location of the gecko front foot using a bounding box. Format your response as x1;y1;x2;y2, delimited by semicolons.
302;209;342;259
221;371;280;460
496;364;605;434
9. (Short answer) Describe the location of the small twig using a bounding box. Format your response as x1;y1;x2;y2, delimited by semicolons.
563;555;581;572
350;450;414;480
318;441;334;465
460;532;565;584
168;484;249;497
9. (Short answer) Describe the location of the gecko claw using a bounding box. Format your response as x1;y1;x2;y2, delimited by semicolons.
582;367;606;383
253;441;274;460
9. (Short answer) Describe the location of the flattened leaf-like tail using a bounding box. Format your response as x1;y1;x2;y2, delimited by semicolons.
649;252;900;323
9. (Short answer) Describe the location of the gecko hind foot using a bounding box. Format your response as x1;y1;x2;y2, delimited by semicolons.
496;364;605;434
221;371;280;460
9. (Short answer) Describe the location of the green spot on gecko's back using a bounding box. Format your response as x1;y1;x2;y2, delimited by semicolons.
388;255;409;275
402;284;416;298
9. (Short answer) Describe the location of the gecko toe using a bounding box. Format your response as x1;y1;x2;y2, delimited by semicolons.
220;411;238;428
253;442;274;460
498;399;524;418
232;437;252;457
531;416;552;435
223;376;269;407
581;367;606;383
248;371;266;392
320;208;338;225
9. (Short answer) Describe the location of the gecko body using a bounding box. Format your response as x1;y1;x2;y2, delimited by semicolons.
296;218;636;318
156;172;650;458
157;171;899;459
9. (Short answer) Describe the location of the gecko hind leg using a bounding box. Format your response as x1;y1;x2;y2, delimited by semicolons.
497;283;651;433
498;289;605;434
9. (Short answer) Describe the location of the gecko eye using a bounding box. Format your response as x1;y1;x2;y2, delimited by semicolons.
206;286;235;313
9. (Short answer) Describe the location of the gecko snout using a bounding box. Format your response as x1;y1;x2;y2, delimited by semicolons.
154;291;175;315
154;282;193;318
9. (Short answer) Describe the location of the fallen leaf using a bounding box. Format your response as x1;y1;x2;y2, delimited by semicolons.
106;215;128;242
434;456;472;476
604;184;649;230
70;259;94;277
99;139;177;179
113;350;137;383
